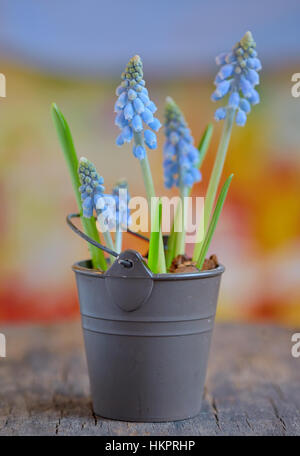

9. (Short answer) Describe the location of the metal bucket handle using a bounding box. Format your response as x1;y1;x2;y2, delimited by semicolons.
66;212;150;269
67;213;154;311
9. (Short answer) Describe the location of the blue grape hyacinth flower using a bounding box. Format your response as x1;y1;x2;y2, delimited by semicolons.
112;180;131;229
163;97;201;189
99;180;132;231
78;157;105;218
114;55;161;160
212;31;261;126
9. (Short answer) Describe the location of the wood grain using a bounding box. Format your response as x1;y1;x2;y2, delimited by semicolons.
0;322;299;436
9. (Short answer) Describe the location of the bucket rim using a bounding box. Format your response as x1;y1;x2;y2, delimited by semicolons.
72;259;225;281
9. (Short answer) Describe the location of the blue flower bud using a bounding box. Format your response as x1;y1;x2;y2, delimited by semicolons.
147;101;157;113
228;91;240;108
144;129;157;149
83;196;93;210
214;107;227;121
116;85;125;96
214;74;223;85
225;52;235;63
187;146;199;162
219;64;234;79
131;114;143;132
133;145;146;160
239;76;253;97
141;108;154;125
128;88;137;100
215;80;231;98
246;69;259;86
115;112;128;128
114;100;122;113
133;97;145;114
239;99;251;113
148;118;161;131
124;102;134;120
116;92;127;109
211;92;222;101
183;172;194;187
235;109;247;126
135;84;143;93
138;93;150;106
191;167;202;181
248;89;260;105
247;58;262;71
122;126;133;142
116;133;125;146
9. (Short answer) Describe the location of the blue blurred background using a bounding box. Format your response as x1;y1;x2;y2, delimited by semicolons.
0;0;299;324
1;0;300;76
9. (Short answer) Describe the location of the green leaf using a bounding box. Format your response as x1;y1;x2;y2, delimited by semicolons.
148;198;166;273
165;221;177;270
193;110;234;261
197;123;213;169
196;174;234;270
174;185;189;257
51;103;107;271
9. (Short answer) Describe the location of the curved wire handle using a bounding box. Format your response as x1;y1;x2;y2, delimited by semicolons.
66;213;150;268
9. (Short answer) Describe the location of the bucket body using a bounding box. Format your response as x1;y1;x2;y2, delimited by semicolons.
73;249;224;422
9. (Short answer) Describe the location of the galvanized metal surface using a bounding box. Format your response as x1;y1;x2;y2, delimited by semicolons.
73;250;224;421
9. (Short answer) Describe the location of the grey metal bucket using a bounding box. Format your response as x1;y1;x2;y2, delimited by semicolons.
72;248;224;422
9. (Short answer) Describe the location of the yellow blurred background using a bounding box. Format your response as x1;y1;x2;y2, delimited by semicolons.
0;1;299;325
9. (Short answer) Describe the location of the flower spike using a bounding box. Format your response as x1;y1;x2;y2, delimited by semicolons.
115;55;161;159
212;31;261;126
78;157;115;260
163;97;201;189
78;157;105;218
111;179;131;229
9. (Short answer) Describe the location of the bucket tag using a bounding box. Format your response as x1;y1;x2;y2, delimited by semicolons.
105;250;153;312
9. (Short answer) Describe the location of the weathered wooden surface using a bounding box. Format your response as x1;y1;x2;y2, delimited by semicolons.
0;322;299;436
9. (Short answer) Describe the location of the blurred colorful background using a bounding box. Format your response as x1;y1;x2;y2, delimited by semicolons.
0;0;299;325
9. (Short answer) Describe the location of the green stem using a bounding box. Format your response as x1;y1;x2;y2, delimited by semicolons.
134;132;155;202
133;131;165;273
51;103;107;270
175;184;189;256
193;109;235;261
140;155;156;201
115;228;122;254
148;198;166;273
101;228;115;264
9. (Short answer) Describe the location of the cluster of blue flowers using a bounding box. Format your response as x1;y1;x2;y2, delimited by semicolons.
163;97;201;189
111;180;131;229
95;181;131;231
78;157;131;231
115;55;161;160
212;31;261;126
78;157;105;218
